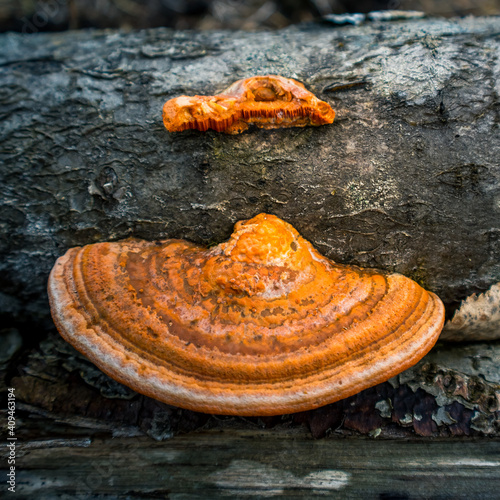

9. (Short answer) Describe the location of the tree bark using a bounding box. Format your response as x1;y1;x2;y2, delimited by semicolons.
1;19;500;494
1;16;500;321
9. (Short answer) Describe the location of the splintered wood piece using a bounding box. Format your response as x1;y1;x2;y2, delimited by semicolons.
440;282;500;341
48;214;444;416
162;75;335;134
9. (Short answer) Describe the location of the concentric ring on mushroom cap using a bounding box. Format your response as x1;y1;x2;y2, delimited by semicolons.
48;213;444;416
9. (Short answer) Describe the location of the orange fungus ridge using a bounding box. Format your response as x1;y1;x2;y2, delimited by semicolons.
162;75;335;134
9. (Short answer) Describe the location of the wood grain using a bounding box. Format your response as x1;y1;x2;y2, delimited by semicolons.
6;429;500;499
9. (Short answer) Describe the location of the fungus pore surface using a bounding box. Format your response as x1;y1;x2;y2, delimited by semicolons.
48;214;444;416
162;75;335;134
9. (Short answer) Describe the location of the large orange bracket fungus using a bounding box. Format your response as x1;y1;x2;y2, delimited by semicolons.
162;75;335;134
48;214;444;416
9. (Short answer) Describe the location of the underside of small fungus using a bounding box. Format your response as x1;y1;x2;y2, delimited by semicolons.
162;75;335;134
48;214;444;416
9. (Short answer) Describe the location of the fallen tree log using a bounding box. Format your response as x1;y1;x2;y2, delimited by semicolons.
0;16;499;479
1;16;499;323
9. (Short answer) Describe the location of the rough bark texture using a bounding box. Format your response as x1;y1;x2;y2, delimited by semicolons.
1;16;500;325
1;17;500;497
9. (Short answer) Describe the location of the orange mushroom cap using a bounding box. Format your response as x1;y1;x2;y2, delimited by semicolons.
162;75;335;134
48;214;444;416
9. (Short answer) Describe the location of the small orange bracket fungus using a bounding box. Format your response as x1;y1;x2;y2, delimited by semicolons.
162;75;335;134
48;214;444;416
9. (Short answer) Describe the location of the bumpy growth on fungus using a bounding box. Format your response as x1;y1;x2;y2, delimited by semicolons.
48;214;444;416
162;75;335;134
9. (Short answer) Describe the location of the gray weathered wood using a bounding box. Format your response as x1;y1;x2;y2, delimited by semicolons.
4;429;500;499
